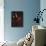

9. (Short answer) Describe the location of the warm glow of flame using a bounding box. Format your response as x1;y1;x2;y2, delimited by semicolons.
16;13;18;18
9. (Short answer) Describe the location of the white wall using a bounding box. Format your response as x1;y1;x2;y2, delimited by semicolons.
0;0;4;42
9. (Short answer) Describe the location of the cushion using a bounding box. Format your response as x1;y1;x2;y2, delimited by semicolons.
17;37;25;46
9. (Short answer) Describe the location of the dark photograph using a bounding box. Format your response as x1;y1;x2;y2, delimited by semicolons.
11;11;23;27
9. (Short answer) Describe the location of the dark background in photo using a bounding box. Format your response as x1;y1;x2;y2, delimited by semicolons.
11;11;23;27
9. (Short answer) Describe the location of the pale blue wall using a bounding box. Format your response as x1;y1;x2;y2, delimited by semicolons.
4;0;40;42
40;0;46;27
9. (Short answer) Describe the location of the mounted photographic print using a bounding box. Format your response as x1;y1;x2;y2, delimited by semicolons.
11;11;23;27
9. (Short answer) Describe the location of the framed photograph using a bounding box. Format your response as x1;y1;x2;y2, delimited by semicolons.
11;11;23;27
